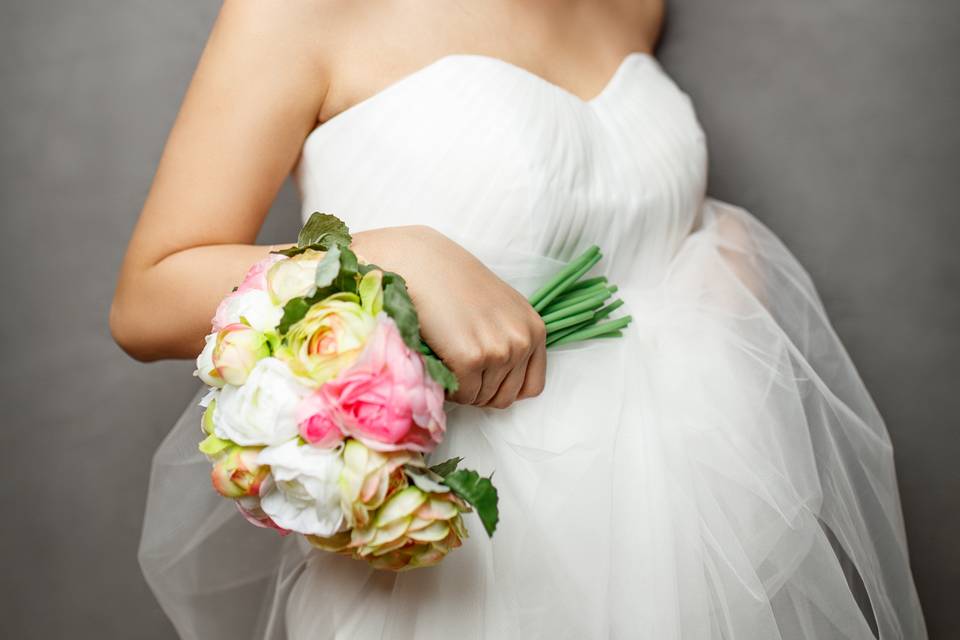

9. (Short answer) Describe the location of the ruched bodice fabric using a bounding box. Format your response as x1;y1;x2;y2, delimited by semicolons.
294;53;707;286
139;51;926;640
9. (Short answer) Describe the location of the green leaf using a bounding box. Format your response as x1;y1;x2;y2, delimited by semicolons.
334;246;359;293
428;456;463;478
357;261;380;275
381;269;407;288
443;468;499;537
198;433;232;457
272;244;316;258
382;279;421;350
298;212;352;249
314;245;341;288
277;296;311;335
423;354;459;393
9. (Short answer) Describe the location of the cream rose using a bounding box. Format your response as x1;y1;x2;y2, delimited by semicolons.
276;293;377;385
266;249;325;305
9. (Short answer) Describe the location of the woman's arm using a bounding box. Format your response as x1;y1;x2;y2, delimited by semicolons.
110;1;545;407
110;0;327;361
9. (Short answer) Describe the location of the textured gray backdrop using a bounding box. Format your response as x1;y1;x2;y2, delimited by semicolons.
1;1;957;638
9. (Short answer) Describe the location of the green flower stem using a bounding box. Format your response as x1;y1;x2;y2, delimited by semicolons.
533;251;603;312
542;285;615;315
540;296;607;324
562;275;608;295
527;245;600;308
551;326;623;346
545;321;593;347
543;299;626;347
547;285;607;309
550;282;615;306
520;245;632;348
544;310;598;334
549;316;634;346
591;298;624;322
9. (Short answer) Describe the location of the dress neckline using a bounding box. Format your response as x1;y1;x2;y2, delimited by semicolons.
307;51;656;137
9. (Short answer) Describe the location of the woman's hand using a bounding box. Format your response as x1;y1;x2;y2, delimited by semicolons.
352;226;547;409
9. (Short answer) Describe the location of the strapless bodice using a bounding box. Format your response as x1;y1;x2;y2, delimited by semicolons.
292;52;708;284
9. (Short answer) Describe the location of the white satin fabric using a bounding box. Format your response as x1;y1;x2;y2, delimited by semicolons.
139;52;926;639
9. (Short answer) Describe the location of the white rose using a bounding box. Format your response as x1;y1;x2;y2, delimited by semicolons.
212;289;283;333
194;332;224;387
258;439;346;536
212;357;310;446
266;250;324;305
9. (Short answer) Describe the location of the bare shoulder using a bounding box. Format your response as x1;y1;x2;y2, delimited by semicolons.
213;0;341;49
216;0;351;33
211;0;353;89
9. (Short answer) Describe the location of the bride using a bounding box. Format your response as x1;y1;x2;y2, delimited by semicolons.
111;1;927;638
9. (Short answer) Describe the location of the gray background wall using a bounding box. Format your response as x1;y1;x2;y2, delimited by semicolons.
1;0;956;637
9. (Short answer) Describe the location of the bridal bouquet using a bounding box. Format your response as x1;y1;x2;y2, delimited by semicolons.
194;213;631;571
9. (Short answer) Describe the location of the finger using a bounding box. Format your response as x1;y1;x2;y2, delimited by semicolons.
473;364;510;406
486;355;530;409
450;371;483;405
518;342;547;399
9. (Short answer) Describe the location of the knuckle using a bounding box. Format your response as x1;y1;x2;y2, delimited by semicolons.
484;345;512;366
530;319;547;344
452;345;485;372
504;327;532;355
510;332;533;354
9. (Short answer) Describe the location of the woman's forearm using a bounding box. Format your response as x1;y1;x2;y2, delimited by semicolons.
111;223;546;408
109;226;414;362
110;243;288;361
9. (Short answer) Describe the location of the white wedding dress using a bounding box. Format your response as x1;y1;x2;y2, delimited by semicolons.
139;52;927;639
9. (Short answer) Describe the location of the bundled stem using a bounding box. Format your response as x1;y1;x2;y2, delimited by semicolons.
528;246;632;348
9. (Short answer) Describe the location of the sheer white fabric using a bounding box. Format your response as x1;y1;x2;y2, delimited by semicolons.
139;52;926;638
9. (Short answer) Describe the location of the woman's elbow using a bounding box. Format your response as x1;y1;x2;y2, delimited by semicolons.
109;292;160;362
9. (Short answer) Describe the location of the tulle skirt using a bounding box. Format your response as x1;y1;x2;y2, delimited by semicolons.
139;199;926;639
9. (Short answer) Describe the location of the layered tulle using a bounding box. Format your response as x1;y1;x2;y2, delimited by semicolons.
139;199;925;639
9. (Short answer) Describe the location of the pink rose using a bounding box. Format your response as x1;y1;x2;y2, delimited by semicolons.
295;392;345;448
238;253;287;293
209;254;287;332
320;314;446;453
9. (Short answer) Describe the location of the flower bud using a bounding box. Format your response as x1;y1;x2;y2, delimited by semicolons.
210;445;269;499
195;333;224;387
212;323;270;386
